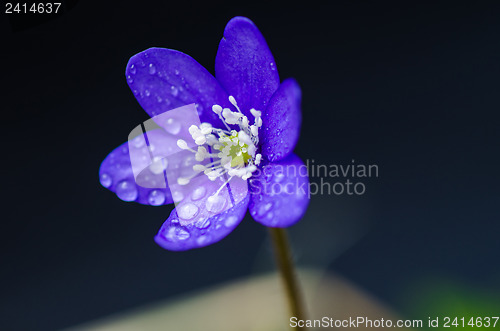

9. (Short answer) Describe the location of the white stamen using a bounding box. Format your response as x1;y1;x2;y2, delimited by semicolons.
212;105;222;114
255;153;262;165
181;96;263;183
177;139;188;149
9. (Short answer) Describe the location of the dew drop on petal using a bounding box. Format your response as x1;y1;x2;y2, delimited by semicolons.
176;228;190;240
145;89;151;97
116;180;138;201
225;215;238;227
258;202;273;216
170;86;179;96
274;172;285;183
166;226;190;241
148;190;165;206
165;227;176;241
148;63;156;75
100;173;112;188
131;136;145;148
149;156;168;175
195;218;211;229
182;155;196;168
129;64;137;74
206;195;226;214
174;69;180;76
164;118;181;135
177;203;199;220
191;186;206;201
197;235;208;245
172;191;184;202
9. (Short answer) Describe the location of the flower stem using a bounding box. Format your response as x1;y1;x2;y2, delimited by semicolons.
268;227;307;329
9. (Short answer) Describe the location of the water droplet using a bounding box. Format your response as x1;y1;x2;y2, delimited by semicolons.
100;173;112;188
148;63;156;75
129;64;137;74
157;96;163;103
172;191;184;202
170;86;179;96
144;89;150;97
116;180;138;201
164;118;181;135
131;136;145;148
166;226;190;241
191;186;206;201
148;190;165;206
183;155;195;167
225;215;238;227
274;172;285;182
127;75;133;84
174;69;180;76
149;156;168;175
177;203;199;220
206;195;226;214
197;235;208;245
258;202;273;216
176;228;190;240
195;218;211;229
270;62;276;70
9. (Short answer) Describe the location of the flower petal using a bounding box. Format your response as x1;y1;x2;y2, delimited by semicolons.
215;17;280;115
99;129;179;205
155;193;250;251
249;154;309;227
261;78;302;162
126;48;232;128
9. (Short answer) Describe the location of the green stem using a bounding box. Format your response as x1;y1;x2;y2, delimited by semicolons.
268;227;307;329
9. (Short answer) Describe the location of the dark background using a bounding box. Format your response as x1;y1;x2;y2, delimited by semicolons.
2;1;500;330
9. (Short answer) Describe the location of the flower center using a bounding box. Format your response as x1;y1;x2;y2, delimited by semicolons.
176;96;263;187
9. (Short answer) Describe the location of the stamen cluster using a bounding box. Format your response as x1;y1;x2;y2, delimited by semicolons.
176;96;263;187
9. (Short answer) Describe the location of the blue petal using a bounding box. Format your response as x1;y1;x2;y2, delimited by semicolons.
99;129;175;206
249;154;309;227
126;48;233;128
261;78;302;162
215;17;280;116
155;166;250;251
155;196;249;251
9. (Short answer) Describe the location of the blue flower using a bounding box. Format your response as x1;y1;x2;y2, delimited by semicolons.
99;17;309;251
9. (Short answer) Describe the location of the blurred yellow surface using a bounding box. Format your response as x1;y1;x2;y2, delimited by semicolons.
65;269;400;331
